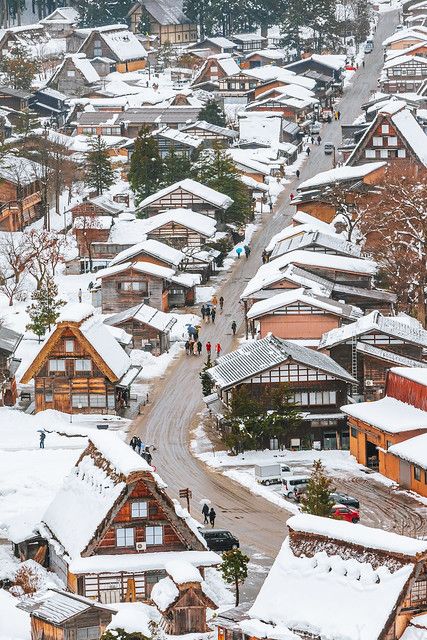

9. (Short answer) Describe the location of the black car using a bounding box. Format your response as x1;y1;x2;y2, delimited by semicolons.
330;492;360;509
200;529;239;552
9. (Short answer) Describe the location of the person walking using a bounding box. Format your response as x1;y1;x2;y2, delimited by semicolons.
219;296;224;311
135;437;142;454
244;245;251;259
209;507;216;527
130;436;138;450
78;288;82;303
206;341;212;357
39;431;46;449
193;341;198;356
236;246;243;258
306;147;311;156
231;320;237;335
205;306;211;323
202;503;210;525
197;340;202;355
211;295;218;307
211;308;216;324
262;249;268;264
296;169;300;179
290;192;295;201
201;305;206;320
337;110;341;120
215;343;221;357
185;340;190;355
317;135;321;145
362;59;365;68
310;136;314;144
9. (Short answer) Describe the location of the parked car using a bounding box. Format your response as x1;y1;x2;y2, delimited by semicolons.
324;142;334;154
332;504;360;523
200;529;239;551
364;40;374;53
330;492;360;508
255;463;292;485
309;121;321;134
282;475;310;498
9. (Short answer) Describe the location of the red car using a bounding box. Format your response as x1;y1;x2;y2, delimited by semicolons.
332;504;360;523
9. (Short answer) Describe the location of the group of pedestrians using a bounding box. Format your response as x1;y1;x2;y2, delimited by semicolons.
129;436;153;464
202;502;216;527
185;339;202;355
236;245;251;259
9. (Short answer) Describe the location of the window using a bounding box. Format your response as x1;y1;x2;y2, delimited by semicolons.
89;394;106;408
397;148;406;158
116;527;135;547
386;440;393;450
45;390;53;402
387;136;398;146
67;70;75;77
77;628;100;640
65;339;74;353
75;359;91;372
380;149;388;158
372;136;383;146
72;394;89;408
414;466;421;481
132;500;148;518
365;149;376;158
107;394;115;409
146;525;163;545
424;470;427;485
49;359;66;372
381;124;389;134
119;281;148;293
351;426;358;438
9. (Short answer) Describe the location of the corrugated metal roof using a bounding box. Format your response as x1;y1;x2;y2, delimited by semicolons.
18;589;110;624
208;334;357;389
356;342;427;367
0;326;22;354
142;0;191;25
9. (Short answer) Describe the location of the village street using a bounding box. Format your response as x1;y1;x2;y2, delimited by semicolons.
128;7;427;600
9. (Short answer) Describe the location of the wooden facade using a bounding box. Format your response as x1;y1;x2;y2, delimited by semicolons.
128;1;197;45
0;172;42;232
138;186;228;220
98;264;169;313
147;220;211;249
105;314;173;353
0;327;22;406
78;27;146;73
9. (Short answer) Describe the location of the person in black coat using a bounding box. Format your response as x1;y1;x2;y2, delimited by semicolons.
209;507;216;527
202;503;210;524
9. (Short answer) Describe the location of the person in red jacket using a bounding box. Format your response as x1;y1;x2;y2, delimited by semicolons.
215;343;221;357
206;341;212;357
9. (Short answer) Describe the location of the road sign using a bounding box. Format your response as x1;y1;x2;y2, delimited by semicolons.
179;488;192;513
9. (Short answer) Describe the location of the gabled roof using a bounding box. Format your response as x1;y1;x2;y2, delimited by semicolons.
0;326;23;355
152;125;203;148
341;396;427;433
246;288;362;320
40;6;79;24
17;588;112;624
144;208;217;237
244;514;427;640
0;154;44;185
20;303;130;384
52;54;100;85
140;0;191;25
95;260;175;281
208;334;357;390
356;342;427;368
181;120;238;138
319;310;427;349
137;178;233;211
104;303;177;333
109;238;185;268
271;230;362;260
298;161;386;191
382;28;427;46
41;433;208;562
79;25;146;62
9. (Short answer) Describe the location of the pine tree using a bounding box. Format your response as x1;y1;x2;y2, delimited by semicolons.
15;108;41;142
162;147;192;186
0;43;37;90
192;144;251;225
200;358;214;396
198;100;226;127
221;548;249;606
260;386;304;449
26;278;65;342
129;126;164;205
86;135;115;196
300;459;334;517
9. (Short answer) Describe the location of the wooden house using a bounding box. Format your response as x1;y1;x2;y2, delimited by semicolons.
0;24;55;60
108;238;185;271
319;310;427;398
0;86;31;111
343;367;427;474
116;106;201;136
285;54;345;105
381;54;427;93
39;7;80;37
127;0;197;45
231;33;267;52
96;261;199;313
216;513;427;640
19;303;140;414
75;110;122;135
270;229;363;261
0;154;44;231
152;126;203;159
77;25;147;72
38;433;221;604
382;28;427;51
18;589;113;640
192;55;242;88
181;120;238;146
247;287;362;341
207;334;357;450
136;179;233;222
28;87;69;127
0;326;23;406
187;37;236;56
104;303;176;353
144;209;217;250
71;195;124;222
48;54;101;98
346;101;427;170
244;48;289;68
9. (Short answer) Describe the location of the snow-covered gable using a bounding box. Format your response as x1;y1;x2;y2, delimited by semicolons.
239;113;282;145
341;396;427;433
109;239;185;268
299;161;386;191
319;311;427;349
104;303;177;334
382;29;427;46
390;106;427;167
244;66;316;90
165;559;202;584
96;261;175;281
68;54;100;84
138;178;233;211
41;6;80;24
144;208;217;237
247;288;361;320
153;126;203;148
310;53;346;70
80;25;147;63
79;314;130;380
246;515;427;640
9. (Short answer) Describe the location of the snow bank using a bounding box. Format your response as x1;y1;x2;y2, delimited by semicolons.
151;577;179;611
165;559;202;584
0;590;30;640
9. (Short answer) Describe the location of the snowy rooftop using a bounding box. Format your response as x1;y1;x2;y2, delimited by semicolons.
272;230;362;260
247;288;361;320
109;238;185;268
165;559;202;584
389;433;427;469
0;154;44;185
95;261;175;281
137;178;233;210
390;107;427;167
319;311;427;349
299;162;386;190
382;29;427;46
105;303;177;333
58;302;94;324
341;396;427;433
153;126;203;148
69;550;221;574
390;367;427;387
143;208;217;237
208;334;356;389
79;314;130;380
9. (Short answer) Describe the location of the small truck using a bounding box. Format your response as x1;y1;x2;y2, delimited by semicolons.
255;463;292;485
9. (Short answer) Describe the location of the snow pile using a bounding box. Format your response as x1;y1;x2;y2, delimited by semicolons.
390;367;427;387
165;559;202;584
89;432;152;476
151;577;179;611
42;453;125;559
0;590;30;640
341;396;427;433
107;602;161;636
57;302;95;324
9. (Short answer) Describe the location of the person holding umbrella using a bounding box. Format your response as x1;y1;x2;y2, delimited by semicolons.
236;246;243;259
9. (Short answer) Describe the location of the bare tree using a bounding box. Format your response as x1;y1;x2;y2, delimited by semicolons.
359;168;427;326
74;214;103;272
22;228;70;290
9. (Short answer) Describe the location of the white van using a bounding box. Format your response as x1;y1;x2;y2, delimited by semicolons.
282;475;310;498
364;39;374;53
